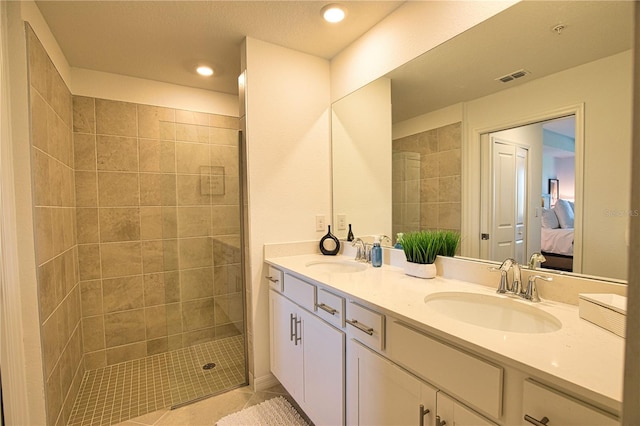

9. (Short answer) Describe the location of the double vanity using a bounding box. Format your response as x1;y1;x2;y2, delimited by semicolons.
265;246;624;426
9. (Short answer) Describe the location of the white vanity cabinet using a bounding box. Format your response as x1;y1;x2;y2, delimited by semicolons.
265;255;622;426
347;339;437;426
348;338;497;426
268;271;346;426
521;379;618;426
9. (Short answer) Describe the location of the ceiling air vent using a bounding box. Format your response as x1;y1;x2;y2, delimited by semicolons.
496;69;530;83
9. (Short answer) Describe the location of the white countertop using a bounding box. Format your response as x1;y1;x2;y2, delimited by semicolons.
265;253;625;414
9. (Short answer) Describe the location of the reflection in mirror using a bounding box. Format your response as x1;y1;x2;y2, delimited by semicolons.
331;1;633;282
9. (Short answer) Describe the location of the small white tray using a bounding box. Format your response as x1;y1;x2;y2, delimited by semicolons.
578;293;626;338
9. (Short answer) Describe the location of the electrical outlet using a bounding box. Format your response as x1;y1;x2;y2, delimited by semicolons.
315;215;326;232
337;214;346;231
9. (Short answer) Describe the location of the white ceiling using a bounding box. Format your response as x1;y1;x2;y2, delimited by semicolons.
35;0;404;95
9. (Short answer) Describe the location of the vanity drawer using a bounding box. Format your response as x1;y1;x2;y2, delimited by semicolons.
266;266;283;292
283;273;316;311
387;320;503;420
521;379;618;426
346;301;385;351
316;288;345;328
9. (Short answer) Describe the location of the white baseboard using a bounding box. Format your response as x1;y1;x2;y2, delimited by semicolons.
251;372;280;391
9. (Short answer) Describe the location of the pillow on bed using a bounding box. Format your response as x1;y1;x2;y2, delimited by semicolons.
541;208;560;229
554;199;574;229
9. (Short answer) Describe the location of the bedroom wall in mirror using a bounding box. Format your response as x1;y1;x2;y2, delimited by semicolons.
331;1;633;282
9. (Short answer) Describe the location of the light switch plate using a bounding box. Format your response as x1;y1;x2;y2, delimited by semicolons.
337;214;346;230
315;215;326;231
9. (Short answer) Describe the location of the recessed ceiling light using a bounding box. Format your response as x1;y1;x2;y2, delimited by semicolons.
196;65;214;77
322;4;346;23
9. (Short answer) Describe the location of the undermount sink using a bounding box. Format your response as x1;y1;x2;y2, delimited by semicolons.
424;292;562;334
305;260;367;274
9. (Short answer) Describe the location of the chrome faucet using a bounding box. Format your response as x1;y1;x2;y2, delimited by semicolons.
490;258;523;295
528;252;546;270
352;238;366;262
525;275;553;302
511;260;524;296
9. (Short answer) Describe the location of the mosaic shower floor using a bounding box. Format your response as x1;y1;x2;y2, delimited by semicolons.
68;335;246;426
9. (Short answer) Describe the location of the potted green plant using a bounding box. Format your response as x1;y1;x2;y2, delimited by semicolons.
438;230;461;257
401;230;442;279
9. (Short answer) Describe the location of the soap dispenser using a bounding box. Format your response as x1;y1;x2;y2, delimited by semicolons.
394;232;404;249
371;235;382;267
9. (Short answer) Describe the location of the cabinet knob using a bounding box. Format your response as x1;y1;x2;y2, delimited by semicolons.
524;414;550;426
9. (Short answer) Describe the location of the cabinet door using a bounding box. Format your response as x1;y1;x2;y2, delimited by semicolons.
269;290;303;399
348;339;437;426
437;392;497;426
301;308;345;426
521;379;618;426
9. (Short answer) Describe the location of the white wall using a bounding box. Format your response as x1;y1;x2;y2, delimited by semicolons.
2;2;47;424
622;4;639;423
243;37;331;386
393;103;463;140
464;51;632;280
71;68;237;116
330;1;517;102
332;78;392;238
555;157;576;201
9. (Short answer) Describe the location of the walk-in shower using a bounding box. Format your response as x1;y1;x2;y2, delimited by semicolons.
26;25;247;426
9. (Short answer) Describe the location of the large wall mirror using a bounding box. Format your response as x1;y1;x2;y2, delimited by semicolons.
332;1;633;282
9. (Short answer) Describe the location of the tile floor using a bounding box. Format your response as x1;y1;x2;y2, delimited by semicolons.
114;384;297;426
69;336;246;426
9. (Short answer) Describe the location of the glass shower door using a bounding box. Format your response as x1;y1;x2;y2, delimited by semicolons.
162;118;247;407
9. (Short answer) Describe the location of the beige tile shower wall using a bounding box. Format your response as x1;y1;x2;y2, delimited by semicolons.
73;96;242;371
27;26;84;426
392;122;461;234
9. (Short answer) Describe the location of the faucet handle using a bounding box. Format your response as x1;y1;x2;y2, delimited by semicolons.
525;275;552;302
489;267;509;294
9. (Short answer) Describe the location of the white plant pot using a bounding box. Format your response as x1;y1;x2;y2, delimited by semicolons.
404;261;437;279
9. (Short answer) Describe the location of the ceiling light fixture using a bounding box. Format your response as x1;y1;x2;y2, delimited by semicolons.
196;65;214;76
322;4;346;23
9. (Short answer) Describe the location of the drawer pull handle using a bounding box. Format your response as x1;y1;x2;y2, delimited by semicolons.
419;404;430;426
524;415;550;426
265;276;279;283
346;319;374;335
436;415;446;426
316;303;338;315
